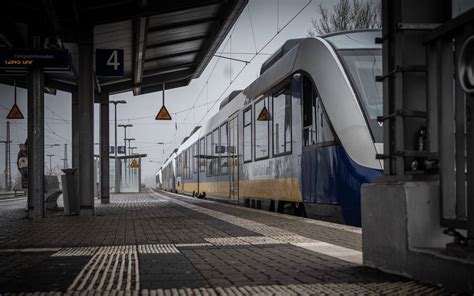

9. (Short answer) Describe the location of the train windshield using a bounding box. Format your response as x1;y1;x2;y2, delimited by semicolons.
339;49;383;143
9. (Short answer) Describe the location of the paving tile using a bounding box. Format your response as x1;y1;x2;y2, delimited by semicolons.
0;191;454;295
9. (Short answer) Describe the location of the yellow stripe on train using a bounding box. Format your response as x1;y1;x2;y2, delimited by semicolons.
179;178;302;202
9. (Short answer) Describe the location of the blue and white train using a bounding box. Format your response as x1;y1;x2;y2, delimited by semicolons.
156;30;383;226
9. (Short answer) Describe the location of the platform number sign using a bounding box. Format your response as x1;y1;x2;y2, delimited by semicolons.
96;49;124;77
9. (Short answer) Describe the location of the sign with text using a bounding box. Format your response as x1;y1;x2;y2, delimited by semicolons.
110;146;126;154
96;49;124;77
0;49;70;71
117;146;126;154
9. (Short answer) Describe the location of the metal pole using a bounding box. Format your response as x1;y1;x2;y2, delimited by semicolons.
115;104;118;193
100;95;110;203
6;122;11;191
63;143;68;169
124;126;127;187
28;35;45;219
2;139;6;192
78;26;95;216
46;154;54;175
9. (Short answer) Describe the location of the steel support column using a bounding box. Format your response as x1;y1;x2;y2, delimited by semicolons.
100;94;110;203
27;36;45;219
78;27;95;215
72;91;79;169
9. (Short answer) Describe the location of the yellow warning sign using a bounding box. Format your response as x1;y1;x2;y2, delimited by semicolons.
155;105;172;120
3;169;8;176
257;105;270;121
6;103;24;119
130;158;139;168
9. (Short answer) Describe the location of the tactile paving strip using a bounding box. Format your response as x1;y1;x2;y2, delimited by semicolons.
204;236;285;246
67;245;139;292
52;247;98;257
137;244;180;254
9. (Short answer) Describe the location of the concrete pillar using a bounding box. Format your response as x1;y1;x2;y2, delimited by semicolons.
27;36;45;219
71;91;79;169
100;94;110;203
78;27;95;215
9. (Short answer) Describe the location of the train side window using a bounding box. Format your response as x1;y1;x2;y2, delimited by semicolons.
303;77;316;146
303;77;335;146
254;97;269;160
187;148;192;179
213;128;220;176
200;138;205;172
273;85;292;156
220;123;228;175
243;107;252;162
315;96;335;144
193;143;198;174
206;133;212;176
183;152;186;179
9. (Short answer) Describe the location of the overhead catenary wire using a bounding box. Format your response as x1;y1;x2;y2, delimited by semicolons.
196;0;313;127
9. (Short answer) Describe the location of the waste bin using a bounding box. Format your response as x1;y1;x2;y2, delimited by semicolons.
61;168;79;215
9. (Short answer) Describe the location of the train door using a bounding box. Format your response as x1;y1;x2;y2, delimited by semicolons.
228;115;239;201
301;76;336;204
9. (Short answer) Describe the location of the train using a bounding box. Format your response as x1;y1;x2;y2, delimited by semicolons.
156;29;383;227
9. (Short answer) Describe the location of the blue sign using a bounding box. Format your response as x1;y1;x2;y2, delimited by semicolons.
109;146;115;154
118;146;126;154
96;49;124;77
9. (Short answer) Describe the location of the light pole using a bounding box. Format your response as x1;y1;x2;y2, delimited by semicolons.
46;154;55;175
130;147;138;155
125;138;136;155
109;100;127;193
119;124;133;156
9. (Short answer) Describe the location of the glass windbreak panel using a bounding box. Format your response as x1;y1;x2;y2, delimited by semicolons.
206;134;212;176
254;97;269;159
120;158;139;193
212;129;219;176
109;159;116;192
273;87;292;155
200;139;205;172
244;108;252;162
338;49;382;142
220;123;228;175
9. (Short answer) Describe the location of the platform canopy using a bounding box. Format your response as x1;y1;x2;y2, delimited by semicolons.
0;0;247;96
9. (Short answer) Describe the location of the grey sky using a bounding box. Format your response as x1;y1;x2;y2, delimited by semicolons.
1;0;472;187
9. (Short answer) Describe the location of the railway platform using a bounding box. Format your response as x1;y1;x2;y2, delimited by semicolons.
0;190;451;295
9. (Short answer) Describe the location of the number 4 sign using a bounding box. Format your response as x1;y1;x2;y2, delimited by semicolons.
96;49;124;77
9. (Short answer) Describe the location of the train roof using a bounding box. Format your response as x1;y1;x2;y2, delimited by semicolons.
173;30;382;168
322;29;381;50
178;126;202;154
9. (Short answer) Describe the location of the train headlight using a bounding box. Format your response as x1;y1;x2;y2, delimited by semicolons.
458;35;474;94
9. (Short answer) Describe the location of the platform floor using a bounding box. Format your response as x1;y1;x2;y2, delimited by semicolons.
0;190;451;295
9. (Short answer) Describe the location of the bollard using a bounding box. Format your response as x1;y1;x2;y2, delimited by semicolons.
61;168;79;215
